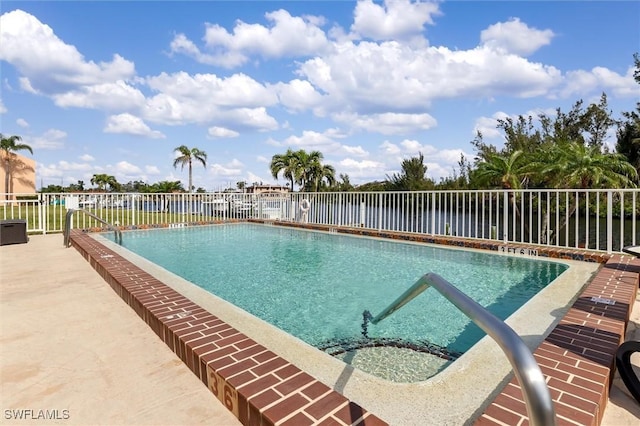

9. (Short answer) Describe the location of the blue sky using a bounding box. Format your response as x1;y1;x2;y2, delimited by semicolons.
1;0;638;191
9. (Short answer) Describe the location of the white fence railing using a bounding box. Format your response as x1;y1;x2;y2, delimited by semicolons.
1;189;637;253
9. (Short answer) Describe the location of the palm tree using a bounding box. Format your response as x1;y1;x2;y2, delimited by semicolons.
153;180;184;193
270;149;299;190
541;141;637;244
1;133;33;200
173;145;207;194
544;141;637;189
473;150;533;240
308;162;336;192
90;174;118;191
473;150;531;190
293;149;323;191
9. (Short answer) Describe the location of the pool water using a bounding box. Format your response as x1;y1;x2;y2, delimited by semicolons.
120;223;567;381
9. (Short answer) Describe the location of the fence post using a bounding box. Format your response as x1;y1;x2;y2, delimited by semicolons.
607;191;613;253
39;193;45;235
377;192;383;231
431;192;436;235
131;194;136;226
503;191;509;243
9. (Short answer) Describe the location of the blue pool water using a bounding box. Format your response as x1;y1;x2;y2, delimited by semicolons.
119;224;567;358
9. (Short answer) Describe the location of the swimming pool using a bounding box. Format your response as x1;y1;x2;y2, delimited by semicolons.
118;223;567;381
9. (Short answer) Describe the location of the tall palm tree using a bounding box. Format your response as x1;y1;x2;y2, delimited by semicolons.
270;149;299;190
293;149;323;191
1;133;33;200
308;162;336;192
173;145;207;194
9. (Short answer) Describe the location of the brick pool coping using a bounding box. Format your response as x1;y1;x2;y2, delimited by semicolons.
475;253;639;426
70;222;639;425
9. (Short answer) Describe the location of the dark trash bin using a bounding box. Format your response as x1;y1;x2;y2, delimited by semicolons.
0;220;29;246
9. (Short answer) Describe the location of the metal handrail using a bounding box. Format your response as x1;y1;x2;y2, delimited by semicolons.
63;208;123;247
364;272;556;426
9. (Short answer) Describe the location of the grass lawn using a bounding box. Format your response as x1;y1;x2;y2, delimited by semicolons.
1;204;218;233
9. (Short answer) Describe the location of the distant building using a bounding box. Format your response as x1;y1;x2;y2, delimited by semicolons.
1;151;36;200
245;184;290;196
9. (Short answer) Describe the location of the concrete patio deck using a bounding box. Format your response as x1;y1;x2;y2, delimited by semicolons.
1;234;638;425
1;234;240;425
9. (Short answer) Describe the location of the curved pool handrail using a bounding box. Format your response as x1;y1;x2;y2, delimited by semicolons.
366;272;556;426
63;208;123;247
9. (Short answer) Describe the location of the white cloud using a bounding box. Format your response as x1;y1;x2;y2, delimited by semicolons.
557;66;640;99
52;81;145;110
29;129;67;150
113;160;142;175
208;126;240;138
145;165;160;174
341;145;368;157
246;172;267;185
256;155;270;163
169;33;247;68
79;154;95;162
104;113;165;139
0;10;135;94
171;9;330;68
19;77;38;94
400;139;436;154
210;160;244;176
147;72;276;107
335;112;437;135
142;72;279;129
38;160;93;179
16;118;28;127
481;18;554;56
224;107;279;131
275;79;324;112
273;129;342;152
381;141;401;155
0;98;6;113
338;158;387;180
351;0;440;41
297;41;564;116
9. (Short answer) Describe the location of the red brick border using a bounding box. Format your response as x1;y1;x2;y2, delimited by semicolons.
475;255;639;426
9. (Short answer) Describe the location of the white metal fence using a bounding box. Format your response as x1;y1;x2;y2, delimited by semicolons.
1;189;637;253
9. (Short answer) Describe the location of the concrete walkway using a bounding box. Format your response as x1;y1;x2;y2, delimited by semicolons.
1;235;240;425
1;234;638;425
601;290;640;425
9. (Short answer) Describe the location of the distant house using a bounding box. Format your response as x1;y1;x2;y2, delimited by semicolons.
245;184;290;196
1;151;36;200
